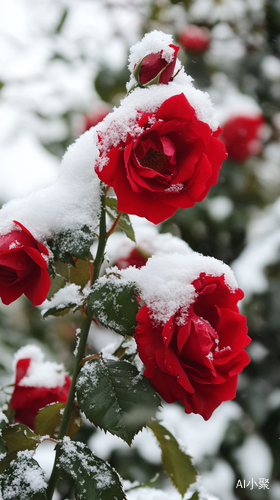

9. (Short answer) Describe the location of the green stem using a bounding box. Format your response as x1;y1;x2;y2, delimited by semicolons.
47;182;107;500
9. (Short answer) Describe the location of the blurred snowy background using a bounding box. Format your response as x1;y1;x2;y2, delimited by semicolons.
1;0;280;499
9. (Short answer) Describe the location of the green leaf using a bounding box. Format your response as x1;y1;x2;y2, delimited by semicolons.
189;492;199;500
147;421;197;497
77;358;160;445
0;415;7;461
88;280;139;336
69;258;90;288
126;473;160;491
58;441;126;500
48;225;95;263
0;424;40;473
46;273;66;300
43;283;83;318
47;259;90;302
34;402;82;439
106;197;136;242
0;452;47;499
43;304;75;318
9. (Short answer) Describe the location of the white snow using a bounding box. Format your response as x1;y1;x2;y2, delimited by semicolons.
2;449;47;498
126;30;181;90
234;434;273;480
102;218;193;270
41;283;83;315
128;31;176;71
0;130;101;241
206;196;233;221
13;344;68;388
232;198;280;298
103;252;238;325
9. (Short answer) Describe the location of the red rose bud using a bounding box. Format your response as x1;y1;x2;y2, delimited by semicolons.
178;25;210;53
220;114;265;162
135;273;250;420
136;44;180;85
10;345;71;430
0;221;51;307
96;93;227;224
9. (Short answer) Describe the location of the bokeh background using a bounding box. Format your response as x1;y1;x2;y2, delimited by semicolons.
1;0;280;499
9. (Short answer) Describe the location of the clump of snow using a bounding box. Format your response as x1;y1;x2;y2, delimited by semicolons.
41;283;84;316
103;219;193;270
13;344;68;388
0;130;101;241
128;31;176;71
1;449;47;499
101;252;238;325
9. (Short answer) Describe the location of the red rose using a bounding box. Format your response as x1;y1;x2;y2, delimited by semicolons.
115;247;149;270
0;221;50;307
10;347;71;430
178;25;210;54
137;44;180;85
220;114;265;162
96;93;227;224
134;273;250;420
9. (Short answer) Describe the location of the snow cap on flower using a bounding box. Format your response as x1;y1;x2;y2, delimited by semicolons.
10;344;71;430
127;30;182;91
103;252;239;326
103;218;193;271
95;79;219;174
12;344;68;388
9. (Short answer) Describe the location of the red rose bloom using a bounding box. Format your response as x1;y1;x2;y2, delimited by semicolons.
0;221;50;306
220;114;265;162
96;93;227;224
10;349;71;430
138;44;180;85
115;247;149;270
178;25;210;53
134;273;250;420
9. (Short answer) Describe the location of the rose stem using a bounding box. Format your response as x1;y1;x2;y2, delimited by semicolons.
47;182;107;500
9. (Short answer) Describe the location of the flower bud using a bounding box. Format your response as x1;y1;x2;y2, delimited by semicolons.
135;44;180;86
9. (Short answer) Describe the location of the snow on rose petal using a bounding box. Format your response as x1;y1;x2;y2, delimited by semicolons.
10;345;71;430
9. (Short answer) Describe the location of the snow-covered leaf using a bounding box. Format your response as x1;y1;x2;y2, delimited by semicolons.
48;225;95;264
147;421;197;497
88;280;139;336
77;358;160;445
58;440;126;500
42;283;83;318
0;451;47;499
0;424;40;474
